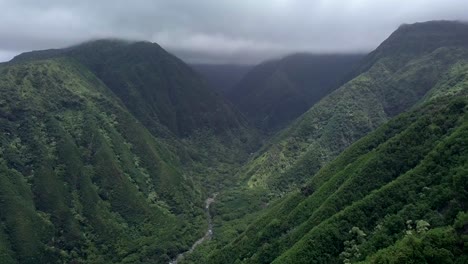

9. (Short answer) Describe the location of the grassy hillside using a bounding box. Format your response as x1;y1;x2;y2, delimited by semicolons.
241;21;468;192
0;58;213;263
227;54;363;131
198;70;468;264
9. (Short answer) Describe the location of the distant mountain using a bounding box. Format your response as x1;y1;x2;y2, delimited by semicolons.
226;53;364;131
191;64;253;93
186;20;468;264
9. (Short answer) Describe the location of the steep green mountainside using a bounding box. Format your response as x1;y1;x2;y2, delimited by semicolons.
11;39;261;192
178;20;468;264
12;40;250;139
241;21;468;192
3;20;468;264
190;64;253;94
192;64;468;264
0;59;208;263
227;54;363;131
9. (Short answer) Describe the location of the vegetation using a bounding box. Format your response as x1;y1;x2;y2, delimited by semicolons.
201;83;468;264
240;21;468;193
0;40;259;263
11;38;262;192
0;58;215;263
2;20;468;264
12;40;254;139
181;20;468;264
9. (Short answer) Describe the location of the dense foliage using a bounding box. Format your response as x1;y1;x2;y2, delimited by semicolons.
196;77;468;264
12;38;262;190
0;59;208;263
0;41;259;263
240;21;468;193
2;20;468;264
181;21;468;264
12;40;252;139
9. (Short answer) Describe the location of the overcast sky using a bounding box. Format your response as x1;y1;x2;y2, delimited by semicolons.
1;0;467;64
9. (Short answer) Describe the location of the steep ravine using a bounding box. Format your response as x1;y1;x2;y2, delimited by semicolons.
169;194;218;264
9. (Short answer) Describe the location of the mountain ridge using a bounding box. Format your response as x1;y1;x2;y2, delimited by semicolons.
11;39;252;138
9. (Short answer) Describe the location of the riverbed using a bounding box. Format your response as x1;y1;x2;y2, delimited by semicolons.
169;193;217;264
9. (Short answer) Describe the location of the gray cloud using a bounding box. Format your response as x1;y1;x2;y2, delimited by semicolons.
0;0;467;63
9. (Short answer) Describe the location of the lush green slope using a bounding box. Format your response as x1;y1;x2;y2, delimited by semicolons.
0;39;265;263
12;40;251;139
199;71;468;264
0;58;210;263
11;39;261;193
241;21;468;192
227;54;363;131
179;20;468;264
3;20;468;264
191;64;253;94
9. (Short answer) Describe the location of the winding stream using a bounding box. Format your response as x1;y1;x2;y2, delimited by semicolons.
169;193;217;264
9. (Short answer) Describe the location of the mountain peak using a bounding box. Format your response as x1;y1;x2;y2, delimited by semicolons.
346;20;468;79
71;38;162;50
70;38;135;49
11;38;163;64
396;20;468;32
379;20;468;55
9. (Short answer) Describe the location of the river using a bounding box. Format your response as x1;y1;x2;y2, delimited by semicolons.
169;193;217;264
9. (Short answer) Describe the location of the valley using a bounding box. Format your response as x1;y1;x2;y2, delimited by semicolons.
0;17;467;264
179;20;468;264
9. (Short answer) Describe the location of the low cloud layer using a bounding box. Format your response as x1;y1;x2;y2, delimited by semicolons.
1;0;467;64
